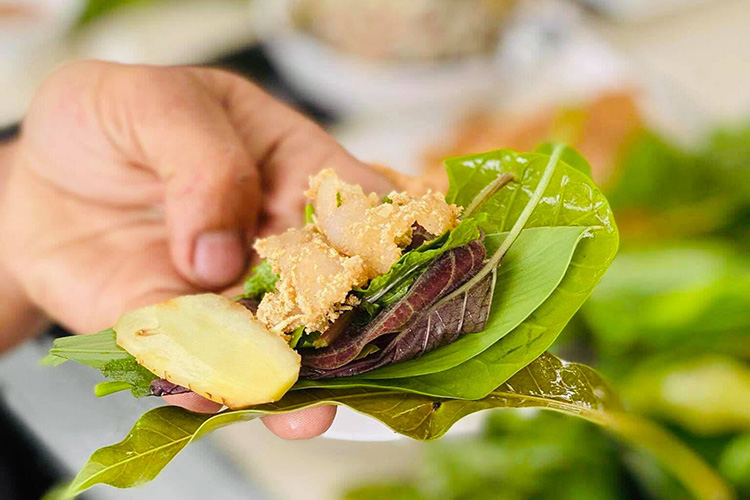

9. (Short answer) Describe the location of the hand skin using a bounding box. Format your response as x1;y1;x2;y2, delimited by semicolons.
0;140;50;351
0;61;393;439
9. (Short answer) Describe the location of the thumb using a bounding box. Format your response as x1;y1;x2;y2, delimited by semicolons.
105;65;262;288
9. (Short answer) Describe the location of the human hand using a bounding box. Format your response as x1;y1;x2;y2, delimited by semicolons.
0;61;392;438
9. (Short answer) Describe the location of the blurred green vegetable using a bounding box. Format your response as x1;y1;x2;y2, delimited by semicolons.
623;356;750;435
348;411;646;500
610;123;750;242
719;433;750;492
582;244;750;374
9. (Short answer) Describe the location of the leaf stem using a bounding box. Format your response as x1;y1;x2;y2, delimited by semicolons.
435;143;565;306
94;381;133;398
462;172;516;219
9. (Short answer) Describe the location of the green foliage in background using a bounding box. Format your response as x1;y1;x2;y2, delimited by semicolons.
346;412;641;500
608;123;750;243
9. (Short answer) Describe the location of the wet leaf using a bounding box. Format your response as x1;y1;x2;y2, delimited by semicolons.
55;354;732;500
349;148;617;383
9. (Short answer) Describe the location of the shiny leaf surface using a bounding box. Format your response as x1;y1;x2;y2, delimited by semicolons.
56;354;731;500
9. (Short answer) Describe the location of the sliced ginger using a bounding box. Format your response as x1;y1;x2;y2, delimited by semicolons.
115;294;300;409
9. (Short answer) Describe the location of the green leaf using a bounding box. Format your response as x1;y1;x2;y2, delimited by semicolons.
582;245;750;364
536;142;593;178
368;147;618;396
304;203;315;224
39;354;68;367
288;326;306;349
45;329;130;369
100;358;157;398
43;329;155;397
444;149;616;238
242;260;278;300
719;433;750;490
94;381;133;398
56;354;732;500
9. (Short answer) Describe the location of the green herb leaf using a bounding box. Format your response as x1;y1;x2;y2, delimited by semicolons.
242;260;278;300
536;142;593;177
100;358;157;398
43;329;155;398
583;245;750;366
719;433;750;490
288;326;306;349
56;354;731;500
622;355;750;435
44;329;131;369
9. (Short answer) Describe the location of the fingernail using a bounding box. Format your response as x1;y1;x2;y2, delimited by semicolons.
194;230;246;287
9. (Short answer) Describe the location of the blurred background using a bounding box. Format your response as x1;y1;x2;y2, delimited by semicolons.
0;0;748;499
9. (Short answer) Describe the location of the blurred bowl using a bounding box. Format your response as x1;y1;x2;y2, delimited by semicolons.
289;0;512;61
255;0;513;116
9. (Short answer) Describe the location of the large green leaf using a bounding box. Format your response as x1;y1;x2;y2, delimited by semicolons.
410;149;618;394
386;150;615;376
54;353;731;500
